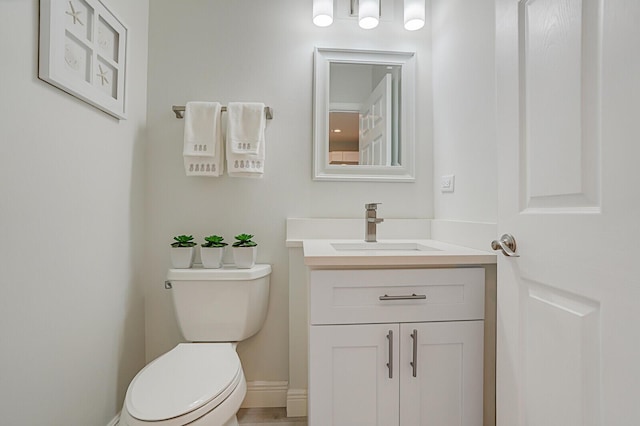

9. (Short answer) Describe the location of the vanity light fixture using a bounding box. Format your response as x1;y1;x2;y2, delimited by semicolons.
358;0;380;29
313;0;425;31
313;0;334;27
403;0;425;30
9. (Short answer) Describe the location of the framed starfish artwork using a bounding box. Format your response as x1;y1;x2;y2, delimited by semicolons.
39;0;128;119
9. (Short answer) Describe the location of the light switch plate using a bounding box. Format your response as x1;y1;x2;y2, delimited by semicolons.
441;174;455;193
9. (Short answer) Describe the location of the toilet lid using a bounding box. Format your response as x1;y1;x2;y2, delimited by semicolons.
125;343;241;421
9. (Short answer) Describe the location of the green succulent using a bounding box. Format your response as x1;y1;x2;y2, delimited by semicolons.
171;235;197;247
232;233;257;247
202;235;228;248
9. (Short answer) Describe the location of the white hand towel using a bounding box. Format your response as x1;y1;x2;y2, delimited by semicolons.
227;102;266;155
226;128;265;178
184;129;225;177
183;101;224;177
184;151;224;177
183;102;221;157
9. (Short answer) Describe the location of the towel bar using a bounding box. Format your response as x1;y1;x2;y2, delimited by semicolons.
172;105;273;120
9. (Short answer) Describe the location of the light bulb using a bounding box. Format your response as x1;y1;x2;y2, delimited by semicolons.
313;0;333;27
359;0;379;29
404;0;425;31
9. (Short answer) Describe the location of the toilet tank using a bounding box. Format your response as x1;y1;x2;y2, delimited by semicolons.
166;264;271;342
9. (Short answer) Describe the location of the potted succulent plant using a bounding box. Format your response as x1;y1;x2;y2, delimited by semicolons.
232;233;257;269
170;235;197;268
200;235;228;269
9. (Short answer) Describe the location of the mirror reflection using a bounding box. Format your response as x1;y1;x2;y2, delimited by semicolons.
329;63;402;166
313;48;416;182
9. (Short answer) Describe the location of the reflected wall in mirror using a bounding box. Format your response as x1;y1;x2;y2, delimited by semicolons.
313;48;416;182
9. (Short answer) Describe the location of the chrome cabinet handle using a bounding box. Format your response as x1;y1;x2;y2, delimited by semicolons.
386;330;393;379
410;329;418;377
491;233;520;257
379;293;427;301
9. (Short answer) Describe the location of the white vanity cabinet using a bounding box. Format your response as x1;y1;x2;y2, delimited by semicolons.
309;268;485;426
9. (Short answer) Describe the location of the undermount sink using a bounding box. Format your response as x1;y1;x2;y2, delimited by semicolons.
301;238;497;267
331;242;441;252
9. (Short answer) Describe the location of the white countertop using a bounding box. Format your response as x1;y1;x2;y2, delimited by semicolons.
302;239;497;268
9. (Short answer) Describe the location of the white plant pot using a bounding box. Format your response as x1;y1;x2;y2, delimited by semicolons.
201;246;225;269
170;246;195;269
233;246;257;269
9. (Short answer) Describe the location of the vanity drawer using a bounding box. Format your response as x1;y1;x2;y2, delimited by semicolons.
310;268;485;325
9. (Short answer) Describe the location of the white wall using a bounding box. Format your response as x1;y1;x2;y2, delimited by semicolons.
432;0;497;224
0;1;149;424
146;0;433;388
430;4;497;423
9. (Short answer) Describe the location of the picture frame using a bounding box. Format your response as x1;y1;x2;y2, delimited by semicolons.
39;0;128;119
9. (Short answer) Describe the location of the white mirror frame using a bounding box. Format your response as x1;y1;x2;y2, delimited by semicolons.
313;48;416;182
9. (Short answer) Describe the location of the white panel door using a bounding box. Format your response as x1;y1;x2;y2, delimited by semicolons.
359;73;392;165
309;323;400;426
495;0;640;425
400;321;484;426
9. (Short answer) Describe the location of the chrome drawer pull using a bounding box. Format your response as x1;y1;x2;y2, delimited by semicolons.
386;329;393;379
379;293;427;301
410;329;418;377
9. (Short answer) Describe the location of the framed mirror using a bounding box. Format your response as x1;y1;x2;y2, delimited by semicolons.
313;48;416;182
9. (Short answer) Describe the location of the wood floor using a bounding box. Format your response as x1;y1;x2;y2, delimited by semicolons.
236;408;307;426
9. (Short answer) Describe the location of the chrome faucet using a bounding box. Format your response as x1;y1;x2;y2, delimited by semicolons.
365;203;384;242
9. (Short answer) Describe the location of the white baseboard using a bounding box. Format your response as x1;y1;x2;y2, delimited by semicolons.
240;381;289;408
111;382;290;420
286;389;308;417
107;413;120;426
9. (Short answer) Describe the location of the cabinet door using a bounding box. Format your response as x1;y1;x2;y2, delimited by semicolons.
400;321;484;426
309;324;400;426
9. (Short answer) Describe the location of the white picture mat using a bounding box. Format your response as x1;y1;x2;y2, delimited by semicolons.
39;0;128;119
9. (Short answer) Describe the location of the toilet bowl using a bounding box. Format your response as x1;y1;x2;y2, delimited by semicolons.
120;343;246;426
120;265;271;426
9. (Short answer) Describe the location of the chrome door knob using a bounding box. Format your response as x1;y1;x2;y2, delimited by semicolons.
491;234;520;257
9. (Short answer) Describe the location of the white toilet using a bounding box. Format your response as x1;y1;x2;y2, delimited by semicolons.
119;264;271;426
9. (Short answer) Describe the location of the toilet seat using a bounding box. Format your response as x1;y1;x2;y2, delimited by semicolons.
123;343;242;425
